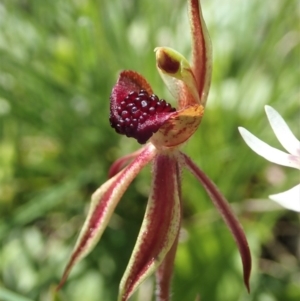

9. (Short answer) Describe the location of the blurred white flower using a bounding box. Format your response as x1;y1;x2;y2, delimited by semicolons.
238;105;300;212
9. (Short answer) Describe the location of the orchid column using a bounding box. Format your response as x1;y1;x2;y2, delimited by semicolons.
57;1;251;300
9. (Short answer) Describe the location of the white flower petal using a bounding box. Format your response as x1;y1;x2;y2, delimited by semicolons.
265;105;300;156
269;184;300;212
238;127;300;169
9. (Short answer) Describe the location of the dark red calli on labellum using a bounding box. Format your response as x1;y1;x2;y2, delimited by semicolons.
109;73;176;144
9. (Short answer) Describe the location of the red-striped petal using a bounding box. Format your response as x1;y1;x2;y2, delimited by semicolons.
57;144;156;290
181;152;251;292
118;152;182;301
156;155;182;301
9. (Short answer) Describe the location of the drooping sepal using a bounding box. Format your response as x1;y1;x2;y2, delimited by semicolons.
57;144;157;291
181;152;251;292
118;152;182;301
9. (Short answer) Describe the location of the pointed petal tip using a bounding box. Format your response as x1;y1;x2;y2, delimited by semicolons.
264;105;279;123
246;282;251;294
264;104;271;111
269;184;300;212
244;263;251;293
239;126;300;169
56;257;77;292
241;237;252;293
238;126;247;135
56;273;68;292
238;225;252;294
264;105;300;156
264;105;279;118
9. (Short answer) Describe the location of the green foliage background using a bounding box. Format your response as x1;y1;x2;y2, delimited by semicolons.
0;0;299;300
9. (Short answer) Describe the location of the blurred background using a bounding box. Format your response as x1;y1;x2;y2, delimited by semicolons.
0;0;299;300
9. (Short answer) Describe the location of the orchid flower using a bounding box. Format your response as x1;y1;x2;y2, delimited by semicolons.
239;105;300;212
57;1;251;300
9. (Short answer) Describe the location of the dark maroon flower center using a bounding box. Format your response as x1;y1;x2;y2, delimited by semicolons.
109;90;176;144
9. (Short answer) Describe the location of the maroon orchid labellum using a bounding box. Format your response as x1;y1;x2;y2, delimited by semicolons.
57;0;251;300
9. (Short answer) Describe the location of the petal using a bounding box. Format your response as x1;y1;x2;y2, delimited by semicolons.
151;104;204;148
155;47;200;108
269;184;300;212
108;146;147;178
118;152;182;301
188;0;212;104
265;105;300;156
181;152;251;292
57;144;156;290
238;127;300;169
